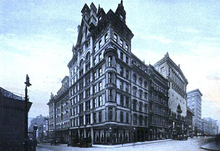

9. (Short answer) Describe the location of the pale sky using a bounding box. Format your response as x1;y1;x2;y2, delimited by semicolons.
0;0;220;124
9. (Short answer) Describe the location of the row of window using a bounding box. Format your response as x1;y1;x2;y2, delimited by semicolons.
133;86;148;100
70;110;131;126
133;114;148;126
133;73;148;88
133;100;148;112
113;33;129;51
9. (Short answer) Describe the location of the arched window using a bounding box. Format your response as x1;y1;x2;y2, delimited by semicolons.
139;77;142;86
79;59;84;67
86;52;90;61
133;74;137;83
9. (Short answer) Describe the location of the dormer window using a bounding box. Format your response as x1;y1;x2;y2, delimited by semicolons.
120;38;123;47
125;44;129;51
99;40;102;49
105;33;109;42
98;16;102;21
113;33;117;42
120;14;123;20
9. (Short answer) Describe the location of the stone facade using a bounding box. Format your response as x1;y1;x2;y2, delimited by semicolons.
47;1;175;144
154;53;188;136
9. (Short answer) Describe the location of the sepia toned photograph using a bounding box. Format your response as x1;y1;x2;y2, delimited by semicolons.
0;0;220;150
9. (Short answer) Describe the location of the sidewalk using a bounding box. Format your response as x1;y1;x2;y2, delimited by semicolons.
201;141;220;151
92;139;172;148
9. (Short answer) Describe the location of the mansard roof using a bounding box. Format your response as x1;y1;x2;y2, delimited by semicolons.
154;52;188;84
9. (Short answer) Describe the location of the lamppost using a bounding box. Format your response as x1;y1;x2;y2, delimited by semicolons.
24;74;31;151
33;123;38;151
109;127;112;145
133;127;136;143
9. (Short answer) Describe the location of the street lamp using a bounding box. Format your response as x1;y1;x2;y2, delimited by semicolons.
24;74;31;151
33;123;38;151
33;123;38;139
109;127;112;145
133;128;136;142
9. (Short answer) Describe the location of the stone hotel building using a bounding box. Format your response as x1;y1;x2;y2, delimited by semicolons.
48;1;188;144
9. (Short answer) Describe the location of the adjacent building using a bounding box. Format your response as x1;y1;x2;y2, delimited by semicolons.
147;65;169;139
47;76;69;143
202;117;218;136
154;53;188;137
186;107;194;136
0;87;32;151
187;89;202;133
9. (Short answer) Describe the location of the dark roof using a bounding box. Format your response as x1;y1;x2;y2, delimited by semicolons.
0;87;24;101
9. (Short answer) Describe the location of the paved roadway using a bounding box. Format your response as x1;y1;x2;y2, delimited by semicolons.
37;137;214;151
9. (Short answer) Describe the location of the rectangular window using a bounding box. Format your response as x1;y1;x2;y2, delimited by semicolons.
126;56;129;64
113;33;117;42
126;70;129;79
86;114;90;125
108;107;113;121
94;45;97;53
120;52;123;60
86;88;90;98
125;44;129;51
99;53;102;61
108;72;112;83
133;87;137;96
120;67;123;76
108;56;112;66
99;95;102;106
99;81;102;91
133;100;137;110
86;101;90;111
133;114;137;125
126;97;129;108
126;113;129;123
120;95;124;106
99;111;102;123
99;40;102;49
139;102;143;112
120;80;123;90
94;58;96;66
120;38;123;47
93;113;96;124
108;89;113;102
93;98;97;108
105;33;108;42
125;83;129;92
93;72;97;80
93;85;97;93
99;68;102;77
120;111;123;123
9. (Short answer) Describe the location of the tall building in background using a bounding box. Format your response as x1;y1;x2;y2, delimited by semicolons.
187;89;202;134
0;87;32;151
154;53;188;137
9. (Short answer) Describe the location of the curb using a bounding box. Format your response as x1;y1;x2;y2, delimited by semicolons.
92;139;172;148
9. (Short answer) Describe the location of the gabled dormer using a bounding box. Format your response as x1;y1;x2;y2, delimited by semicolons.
81;3;90;22
97;5;106;23
115;0;126;23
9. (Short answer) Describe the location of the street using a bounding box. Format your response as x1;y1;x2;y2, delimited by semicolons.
37;137;214;151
